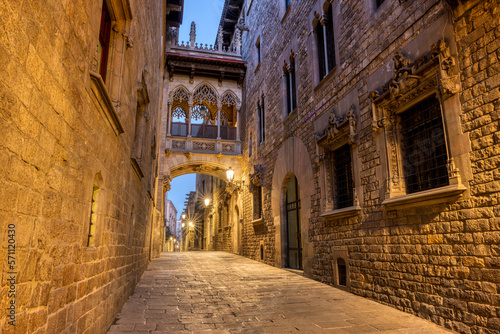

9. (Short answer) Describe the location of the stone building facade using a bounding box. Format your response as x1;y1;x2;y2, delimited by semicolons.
194;173;241;253
230;0;500;333
164;199;178;250
0;0;179;333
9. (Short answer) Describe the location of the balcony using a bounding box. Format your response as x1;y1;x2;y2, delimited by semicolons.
171;123;237;141
167;123;240;156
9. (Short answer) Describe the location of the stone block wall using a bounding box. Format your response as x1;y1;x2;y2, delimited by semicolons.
239;0;500;333
0;0;166;333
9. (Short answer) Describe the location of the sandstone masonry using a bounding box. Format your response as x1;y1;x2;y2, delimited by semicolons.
237;0;500;333
0;0;173;333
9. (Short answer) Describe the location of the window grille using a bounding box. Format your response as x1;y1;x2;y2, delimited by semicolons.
332;144;354;209
400;96;449;193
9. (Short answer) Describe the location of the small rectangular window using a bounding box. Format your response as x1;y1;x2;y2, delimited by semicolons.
98;1;112;82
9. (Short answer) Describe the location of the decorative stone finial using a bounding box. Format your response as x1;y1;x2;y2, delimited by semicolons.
217;26;223;52
190;21;196;48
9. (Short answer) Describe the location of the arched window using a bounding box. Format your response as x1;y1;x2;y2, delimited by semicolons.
284;55;297;115
315;3;336;79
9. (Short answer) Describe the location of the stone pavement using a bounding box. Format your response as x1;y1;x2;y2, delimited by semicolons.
107;252;454;334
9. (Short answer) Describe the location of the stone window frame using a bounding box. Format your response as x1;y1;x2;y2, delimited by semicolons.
89;0;133;137
308;0;340;89
85;173;105;250
281;0;292;22
370;40;469;209
364;0;391;17
98;1;112;82
281;44;301;122
331;248;350;290
317;107;362;220
250;165;264;224
131;71;150;179
128;205;135;248
255;36;261;70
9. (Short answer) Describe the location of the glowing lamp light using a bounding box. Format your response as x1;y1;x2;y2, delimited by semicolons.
181;213;186;219
204;198;210;207
189;222;194;228
181;223;185;228
226;167;234;182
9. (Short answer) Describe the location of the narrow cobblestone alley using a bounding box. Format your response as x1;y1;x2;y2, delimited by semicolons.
107;252;453;334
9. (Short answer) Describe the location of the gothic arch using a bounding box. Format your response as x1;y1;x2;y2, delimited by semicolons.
170;85;190;118
221;90;239;106
192;82;219;105
167;159;241;182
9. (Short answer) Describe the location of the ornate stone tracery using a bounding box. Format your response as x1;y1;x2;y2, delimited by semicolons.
370;39;463;198
221;91;237;106
191;104;212;122
193;84;218;105
172;107;187;120
316;107;358;149
171;86;190;102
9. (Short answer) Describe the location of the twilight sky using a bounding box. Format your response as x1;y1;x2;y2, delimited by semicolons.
177;0;226;46
167;0;225;219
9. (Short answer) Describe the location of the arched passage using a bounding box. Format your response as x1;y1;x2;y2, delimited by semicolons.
271;137;314;277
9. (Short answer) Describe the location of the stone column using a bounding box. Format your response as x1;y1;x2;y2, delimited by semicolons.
236;105;241;141
167;101;172;136
320;15;328;76
187;102;193;137
217;102;222;140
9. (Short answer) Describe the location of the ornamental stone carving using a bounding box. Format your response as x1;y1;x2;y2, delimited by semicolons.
316;108;358;150
163;176;171;192
431;39;460;98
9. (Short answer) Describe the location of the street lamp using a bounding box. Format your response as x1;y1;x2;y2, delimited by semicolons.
181;222;185;228
226;167;243;190
189;221;194;228
226;167;234;182
182;213;186;219
204;198;210;207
